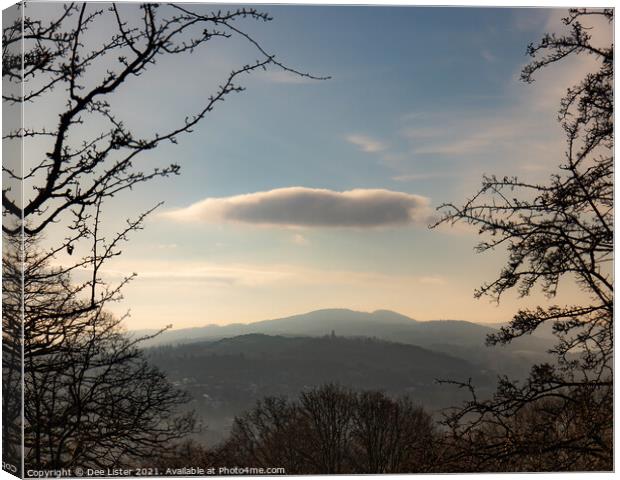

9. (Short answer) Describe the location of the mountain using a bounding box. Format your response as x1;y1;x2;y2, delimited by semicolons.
133;308;553;376
133;308;510;347
146;333;499;443
134;308;419;346
138;310;556;442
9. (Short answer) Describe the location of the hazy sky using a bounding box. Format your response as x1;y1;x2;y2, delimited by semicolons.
28;4;611;330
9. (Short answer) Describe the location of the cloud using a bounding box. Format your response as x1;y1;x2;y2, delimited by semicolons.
346;134;387;153
156;243;178;250
292;233;310;246
387;9;611;179
161;187;432;228
481;49;496;63
94;262;292;287
400;126;442;139
94;258;447;291
409;120;532;157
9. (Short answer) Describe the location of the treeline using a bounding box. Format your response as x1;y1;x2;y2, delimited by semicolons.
156;383;612;474
161;384;437;474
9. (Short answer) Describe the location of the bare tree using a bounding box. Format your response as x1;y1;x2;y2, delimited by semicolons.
220;386;437;474
2;5;25;473
3;1;324;306
2;2;323;472
2;233;23;474
2;2;323;236
298;384;356;474
223;396;308;474
351;392;435;473
5;234;194;470
432;8;613;471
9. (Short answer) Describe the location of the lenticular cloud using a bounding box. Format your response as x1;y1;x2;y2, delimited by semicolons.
162;187;433;228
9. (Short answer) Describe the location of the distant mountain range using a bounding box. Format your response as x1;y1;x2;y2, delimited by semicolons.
134;307;548;348
134;308;553;376
137;309;556;443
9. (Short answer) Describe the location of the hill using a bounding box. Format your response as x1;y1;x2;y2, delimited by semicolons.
146;333;499;443
134;308;548;348
134;308;552;377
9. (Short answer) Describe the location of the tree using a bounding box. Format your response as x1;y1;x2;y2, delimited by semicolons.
2;1;324;304
2;232;23;473
350;392;436;473
6;234;194;470
220;385;437;474
432;8;612;470
297;384;356;474
222;396;308;473
2;2;322;471
2;5;25;472
2;2;323;237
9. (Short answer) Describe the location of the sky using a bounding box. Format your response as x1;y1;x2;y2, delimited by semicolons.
22;4;612;330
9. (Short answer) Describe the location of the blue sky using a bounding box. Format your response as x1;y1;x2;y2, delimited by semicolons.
29;4;610;329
